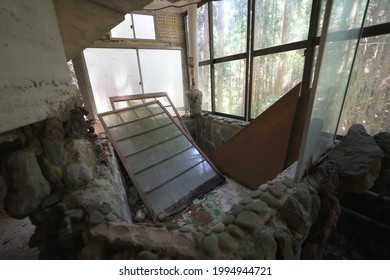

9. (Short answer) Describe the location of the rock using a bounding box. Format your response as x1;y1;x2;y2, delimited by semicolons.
192;231;204;248
281;178;296;188
226;224;245;239
236;231;276;259
246;201;269;214
3;149;51;218
259;192;281;208
268;181;287;198
374;132;390;171
218;232;238;251
134;209;146;223
63;162;93;189
97;202;112;215
328;124;383;193
280;196;311;237
179;226;193;233
249;190;262;198
137;250;158;260
258;184;269;191
229;204;245;217
40;192;60;208
166;224;181;231
41;118;65;166
79;240;105;260
222;215;235;226
274;231;296;259
65;209;84;221
211;223;225;234
202;228;212;236
201;234;219;257
87;210;105;225
292;184;312;213
235;211;258;233
239;196;252;205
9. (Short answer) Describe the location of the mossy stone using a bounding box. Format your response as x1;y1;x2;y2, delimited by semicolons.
259;184;269;191
281;178;296;188
268;181;287;198
137;250;158;260
211;223;225;234
226;224;245;239
179;226;193;233
246;201;269;213
201;234;218;257
229;204;245;217
235;210;258;233
249;190;262;198
222;214;235;226
166;224;181;231
192;231;204;248
202;228;212;236
239;196;252;205
218;232;238;251
259;192;281;208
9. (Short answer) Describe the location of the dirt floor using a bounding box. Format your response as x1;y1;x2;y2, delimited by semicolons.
0;209;39;260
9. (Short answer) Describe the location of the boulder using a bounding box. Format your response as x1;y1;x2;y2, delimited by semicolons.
328;124;383;193
3;149;51;218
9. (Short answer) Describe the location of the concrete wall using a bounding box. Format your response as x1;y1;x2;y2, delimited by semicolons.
0;0;79;134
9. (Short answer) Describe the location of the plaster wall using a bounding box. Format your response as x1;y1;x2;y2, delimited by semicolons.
0;0;78;134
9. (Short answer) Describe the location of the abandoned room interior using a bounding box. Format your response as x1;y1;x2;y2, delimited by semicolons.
0;0;389;260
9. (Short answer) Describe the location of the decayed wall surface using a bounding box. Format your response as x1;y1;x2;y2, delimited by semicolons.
0;0;80;134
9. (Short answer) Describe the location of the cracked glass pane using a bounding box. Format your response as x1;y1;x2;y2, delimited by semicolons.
99;102;224;220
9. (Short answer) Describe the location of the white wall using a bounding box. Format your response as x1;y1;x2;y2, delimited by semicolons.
0;0;79;133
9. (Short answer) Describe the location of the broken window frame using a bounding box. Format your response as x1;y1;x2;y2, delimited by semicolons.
109;91;190;136
98;101;225;220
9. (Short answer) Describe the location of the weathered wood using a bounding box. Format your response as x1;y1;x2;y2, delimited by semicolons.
210;83;301;190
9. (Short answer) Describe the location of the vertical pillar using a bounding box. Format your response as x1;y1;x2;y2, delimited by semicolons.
186;4;202;117
187;4;199;89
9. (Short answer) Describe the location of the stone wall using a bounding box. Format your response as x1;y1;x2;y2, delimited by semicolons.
1;107;386;259
183;114;247;155
0;107;132;259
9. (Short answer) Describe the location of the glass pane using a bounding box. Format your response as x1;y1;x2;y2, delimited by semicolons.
215;59;246;117
338;34;390;135
139;49;184;108
126;135;192;174
99;105;224;220
317;0;327;36
363;0;390;27
116;123;181;156
156;96;170;106
198;4;210;61
212;0;248;58
297;0;369;180
254;0;312;50
133;14;156;39
118;110;139;122
101;114;123;128
133;106;152;118
110;14;134;39
83;48;141;113
199;65;211;111
251;49;305;118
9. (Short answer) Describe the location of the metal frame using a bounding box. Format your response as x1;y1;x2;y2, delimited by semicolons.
109;91;191;136
98;101;225;221
197;0;390;123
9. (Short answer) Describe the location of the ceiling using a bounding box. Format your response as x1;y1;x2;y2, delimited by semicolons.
141;0;204;13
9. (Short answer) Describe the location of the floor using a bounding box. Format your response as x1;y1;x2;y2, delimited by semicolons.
0;209;39;260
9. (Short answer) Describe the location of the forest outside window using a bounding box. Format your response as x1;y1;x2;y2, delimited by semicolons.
197;0;389;135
